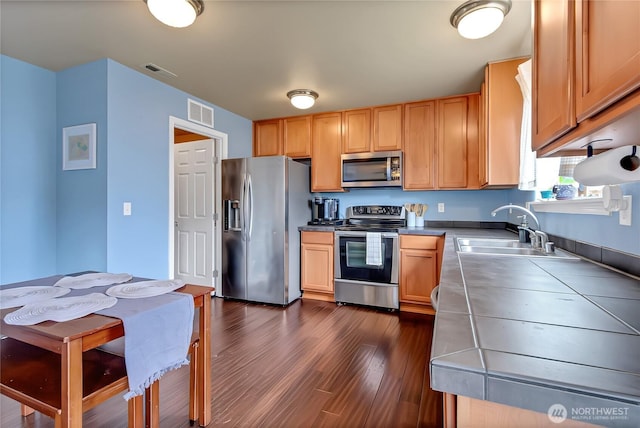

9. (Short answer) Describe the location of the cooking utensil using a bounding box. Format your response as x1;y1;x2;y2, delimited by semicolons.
620;145;639;172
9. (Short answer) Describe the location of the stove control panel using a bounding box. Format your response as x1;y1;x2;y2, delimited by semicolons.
349;205;404;218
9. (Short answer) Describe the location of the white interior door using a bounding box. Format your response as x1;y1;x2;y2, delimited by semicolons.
174;139;215;286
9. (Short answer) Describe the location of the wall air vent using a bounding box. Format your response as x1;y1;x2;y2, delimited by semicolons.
142;63;177;79
188;99;214;128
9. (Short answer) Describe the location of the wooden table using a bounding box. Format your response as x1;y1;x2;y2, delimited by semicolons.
0;283;213;428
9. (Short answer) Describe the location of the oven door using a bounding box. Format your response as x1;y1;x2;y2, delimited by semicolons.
334;231;398;284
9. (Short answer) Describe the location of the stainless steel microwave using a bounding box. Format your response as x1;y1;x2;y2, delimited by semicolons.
341;151;403;188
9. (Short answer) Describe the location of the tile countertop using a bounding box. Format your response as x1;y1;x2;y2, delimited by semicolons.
430;228;640;427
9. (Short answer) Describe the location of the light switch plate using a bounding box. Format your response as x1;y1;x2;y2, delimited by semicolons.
438;203;445;213
123;202;132;216
619;196;632;226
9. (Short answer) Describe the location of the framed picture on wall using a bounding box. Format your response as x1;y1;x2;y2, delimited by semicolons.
62;123;96;170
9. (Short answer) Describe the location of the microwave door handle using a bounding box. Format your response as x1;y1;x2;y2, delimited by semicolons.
386;157;391;181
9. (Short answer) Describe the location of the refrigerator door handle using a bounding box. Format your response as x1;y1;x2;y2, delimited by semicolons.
247;173;254;241
242;173;248;241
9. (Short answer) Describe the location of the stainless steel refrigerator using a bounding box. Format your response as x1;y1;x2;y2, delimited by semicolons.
222;156;310;305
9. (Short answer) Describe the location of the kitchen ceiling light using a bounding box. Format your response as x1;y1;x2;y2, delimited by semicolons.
287;90;319;110
450;0;512;39
144;0;204;28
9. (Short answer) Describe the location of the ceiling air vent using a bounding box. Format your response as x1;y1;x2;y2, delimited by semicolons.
142;63;177;79
188;99;214;128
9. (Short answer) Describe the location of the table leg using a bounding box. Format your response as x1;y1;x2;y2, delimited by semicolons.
61;339;83;428
128;394;144;428
20;404;35;416
198;295;211;427
145;381;160;428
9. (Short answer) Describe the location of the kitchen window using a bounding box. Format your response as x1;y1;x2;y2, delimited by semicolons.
529;155;608;215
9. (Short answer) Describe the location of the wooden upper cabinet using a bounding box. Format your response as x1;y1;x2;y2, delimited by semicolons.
311;112;343;192
532;0;640;153
403;101;436;190
478;82;488;187
484;57;528;187
437;96;469;188
342;108;372;153
372;104;403;152
532;0;576;151
253;119;282;157
575;0;640;122
466;93;480;189
283;116;312;158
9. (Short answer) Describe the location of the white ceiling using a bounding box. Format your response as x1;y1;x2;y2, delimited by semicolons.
0;0;532;121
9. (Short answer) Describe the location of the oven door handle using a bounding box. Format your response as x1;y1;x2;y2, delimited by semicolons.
334;231;398;238
335;279;398;287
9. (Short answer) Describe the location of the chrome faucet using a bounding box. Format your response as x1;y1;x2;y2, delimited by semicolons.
491;204;540;229
491;204;553;252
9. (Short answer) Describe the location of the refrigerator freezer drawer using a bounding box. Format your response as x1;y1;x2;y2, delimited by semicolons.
334;279;399;310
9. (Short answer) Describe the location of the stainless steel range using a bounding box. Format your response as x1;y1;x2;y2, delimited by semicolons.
334;205;406;310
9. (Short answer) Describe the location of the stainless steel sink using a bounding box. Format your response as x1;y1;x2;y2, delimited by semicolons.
456;238;526;248
454;237;579;259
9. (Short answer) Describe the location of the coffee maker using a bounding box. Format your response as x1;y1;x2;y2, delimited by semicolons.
310;197;341;225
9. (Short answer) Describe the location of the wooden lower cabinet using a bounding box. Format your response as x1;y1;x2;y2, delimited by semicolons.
448;395;601;428
300;231;335;302
399;234;444;314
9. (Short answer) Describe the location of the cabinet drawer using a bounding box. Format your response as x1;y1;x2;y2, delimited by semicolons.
301;231;334;245
400;235;439;250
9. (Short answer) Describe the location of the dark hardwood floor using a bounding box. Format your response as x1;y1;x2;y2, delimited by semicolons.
1;298;442;428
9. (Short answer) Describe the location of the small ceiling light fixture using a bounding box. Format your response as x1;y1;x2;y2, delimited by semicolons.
144;0;204;28
287;89;319;110
450;0;512;39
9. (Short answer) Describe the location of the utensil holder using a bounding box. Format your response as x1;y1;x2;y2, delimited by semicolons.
415;216;424;228
407;212;416;227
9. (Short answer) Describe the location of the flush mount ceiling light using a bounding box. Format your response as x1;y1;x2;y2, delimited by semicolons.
144;0;204;28
450;0;512;39
287;90;319;110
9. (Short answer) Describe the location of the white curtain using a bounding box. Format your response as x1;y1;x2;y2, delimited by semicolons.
515;59;560;191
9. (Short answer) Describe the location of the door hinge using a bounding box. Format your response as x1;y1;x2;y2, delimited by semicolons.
213;213;219;222
213;270;219;278
213;156;219;164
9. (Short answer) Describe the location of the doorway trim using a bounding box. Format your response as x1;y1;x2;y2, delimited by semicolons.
168;116;228;295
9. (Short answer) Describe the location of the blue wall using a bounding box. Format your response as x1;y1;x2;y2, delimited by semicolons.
1;55;252;284
104;60;252;278
56;60;108;275
1;56;57;283
104;60;252;277
323;188;512;221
